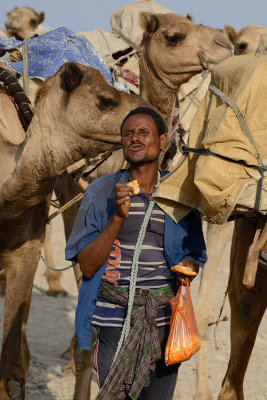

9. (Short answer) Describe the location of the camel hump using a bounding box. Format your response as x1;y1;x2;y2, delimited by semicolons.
0;67;33;144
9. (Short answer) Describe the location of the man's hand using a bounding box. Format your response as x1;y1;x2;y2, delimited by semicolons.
114;183;134;220
175;258;199;286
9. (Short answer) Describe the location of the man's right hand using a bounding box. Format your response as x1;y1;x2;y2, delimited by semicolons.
114;183;134;220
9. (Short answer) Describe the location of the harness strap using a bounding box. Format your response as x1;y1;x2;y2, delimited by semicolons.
182;146;267;173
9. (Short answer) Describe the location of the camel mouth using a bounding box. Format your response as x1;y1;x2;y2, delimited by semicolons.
198;50;231;71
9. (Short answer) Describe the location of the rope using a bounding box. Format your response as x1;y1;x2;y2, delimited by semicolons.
111;28;140;52
209;83;264;168
113;171;161;362
47;193;83;222
40;254;77;271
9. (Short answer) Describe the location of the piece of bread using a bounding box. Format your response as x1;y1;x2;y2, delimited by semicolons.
171;265;197;277
128;180;140;195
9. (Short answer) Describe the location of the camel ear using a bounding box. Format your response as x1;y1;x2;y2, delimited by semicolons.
223;24;237;44
38;12;45;24
140;12;159;35
186;13;194;22
60;63;83;92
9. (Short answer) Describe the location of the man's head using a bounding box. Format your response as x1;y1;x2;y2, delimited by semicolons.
121;107;168;166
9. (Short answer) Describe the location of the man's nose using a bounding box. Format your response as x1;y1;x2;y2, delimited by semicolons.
132;130;141;141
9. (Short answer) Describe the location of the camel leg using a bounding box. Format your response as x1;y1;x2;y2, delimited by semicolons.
218;218;267;400
43;224;67;297
55;173;93;400
0;240;41;400
194;222;234;400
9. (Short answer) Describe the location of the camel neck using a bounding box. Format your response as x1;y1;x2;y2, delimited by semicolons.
139;53;178;131
0;109;92;218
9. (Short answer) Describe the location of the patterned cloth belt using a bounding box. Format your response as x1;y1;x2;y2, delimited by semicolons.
96;281;177;400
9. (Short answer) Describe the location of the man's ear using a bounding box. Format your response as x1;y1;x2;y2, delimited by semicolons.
160;133;168;150
140;12;159;35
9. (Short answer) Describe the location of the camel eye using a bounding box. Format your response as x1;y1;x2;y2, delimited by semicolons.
30;18;38;28
165;33;186;47
237;42;247;51
97;96;118;110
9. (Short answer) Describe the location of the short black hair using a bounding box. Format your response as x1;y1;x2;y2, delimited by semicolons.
120;107;167;136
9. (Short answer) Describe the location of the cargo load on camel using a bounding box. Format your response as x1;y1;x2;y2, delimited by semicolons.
154;55;267;224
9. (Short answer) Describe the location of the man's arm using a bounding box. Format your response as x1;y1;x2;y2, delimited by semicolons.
176;210;207;284
78;183;133;278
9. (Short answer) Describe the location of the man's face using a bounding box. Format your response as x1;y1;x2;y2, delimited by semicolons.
121;114;167;165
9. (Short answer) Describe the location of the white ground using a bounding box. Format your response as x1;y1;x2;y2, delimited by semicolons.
0;213;266;400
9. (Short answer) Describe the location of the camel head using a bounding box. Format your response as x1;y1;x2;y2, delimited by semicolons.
224;24;267;55
33;62;149;162
139;13;232;91
5;7;45;40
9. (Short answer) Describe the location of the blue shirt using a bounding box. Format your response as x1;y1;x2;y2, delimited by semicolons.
65;169;207;350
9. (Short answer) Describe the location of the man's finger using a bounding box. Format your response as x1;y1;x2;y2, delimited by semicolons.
116;197;130;205
116;190;132;199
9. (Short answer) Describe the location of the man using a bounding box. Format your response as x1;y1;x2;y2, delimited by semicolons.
65;107;207;400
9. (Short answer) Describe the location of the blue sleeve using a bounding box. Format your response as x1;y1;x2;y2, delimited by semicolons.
65;190;103;262
181;210;207;268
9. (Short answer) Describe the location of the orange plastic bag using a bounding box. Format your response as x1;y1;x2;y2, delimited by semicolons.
165;279;200;365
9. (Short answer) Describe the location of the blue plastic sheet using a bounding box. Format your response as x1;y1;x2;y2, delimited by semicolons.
0;27;112;82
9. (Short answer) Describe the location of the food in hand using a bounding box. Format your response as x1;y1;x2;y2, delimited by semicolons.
128;180;140;195
171;265;197;277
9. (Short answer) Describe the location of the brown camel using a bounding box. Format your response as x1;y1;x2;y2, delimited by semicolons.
0;7;45;40
0;63;148;400
224;24;267;55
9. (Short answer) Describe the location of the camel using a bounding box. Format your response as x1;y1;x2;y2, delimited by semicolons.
138;13;232;130
0;62;148;400
224;24;267;55
0;7;45;40
153;54;267;400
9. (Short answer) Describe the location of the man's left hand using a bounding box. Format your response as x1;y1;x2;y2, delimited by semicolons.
175;258;199;286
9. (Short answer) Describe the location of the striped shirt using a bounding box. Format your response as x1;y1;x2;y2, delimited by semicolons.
92;185;176;328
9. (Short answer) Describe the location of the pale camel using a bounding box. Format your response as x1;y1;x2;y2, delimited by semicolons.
51;13;232;399
0;63;148;400
0;7;45;40
224;24;267;55
194;44;267;400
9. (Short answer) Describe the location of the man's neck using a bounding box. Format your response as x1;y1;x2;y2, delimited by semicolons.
129;162;159;195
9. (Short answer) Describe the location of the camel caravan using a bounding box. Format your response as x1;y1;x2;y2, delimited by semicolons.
0;1;266;399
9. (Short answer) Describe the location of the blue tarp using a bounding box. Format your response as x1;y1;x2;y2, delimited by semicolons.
0;27;112;82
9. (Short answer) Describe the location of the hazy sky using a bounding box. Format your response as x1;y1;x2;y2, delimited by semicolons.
1;0;266;33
